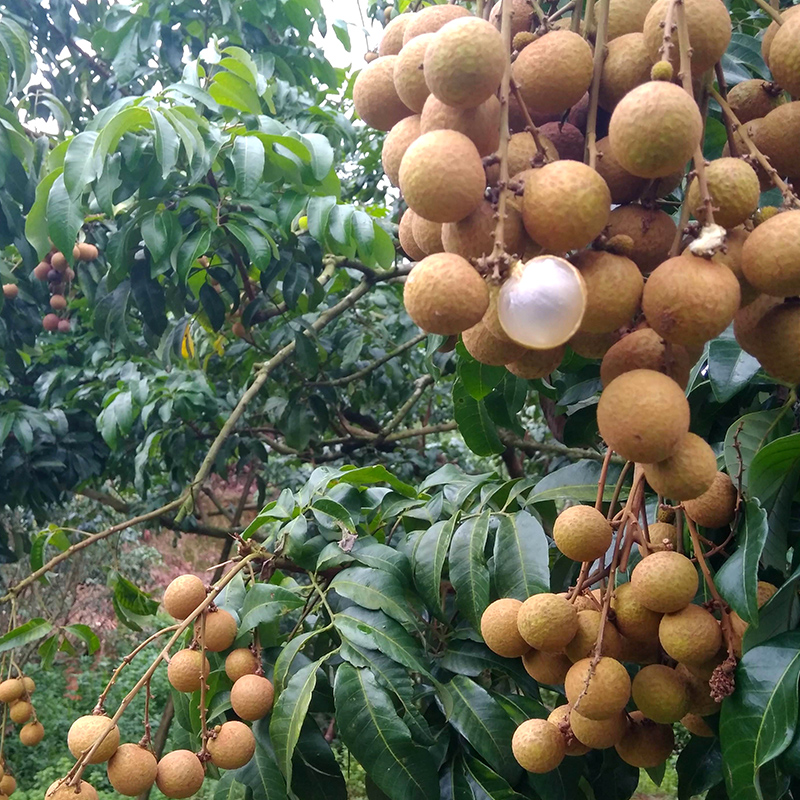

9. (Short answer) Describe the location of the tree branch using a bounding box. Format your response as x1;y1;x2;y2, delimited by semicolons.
498;431;626;463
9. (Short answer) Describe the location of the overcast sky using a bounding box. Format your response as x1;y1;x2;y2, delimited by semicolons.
318;0;383;67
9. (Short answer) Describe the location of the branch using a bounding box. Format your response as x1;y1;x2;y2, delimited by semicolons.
751;0;784;25
78;488;129;513
375;374;434;441
498;431;625;463
585;0;610;169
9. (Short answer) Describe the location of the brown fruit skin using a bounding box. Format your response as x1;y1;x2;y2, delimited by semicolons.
659;604;723;665
522;161;610;252
643;433;718;501
225;648;260;682
599;33;652;112
642;254;741;348
512;30;593;115
606;0;654;40
612;581;662;643
9;701;32;724
601;328;692;389
595;137;647;204
631;664;689;724
615;711;674;768
50;252;67;271
33;262;51;281
163;574;206;620
462;321;527;366
77;243;99;262
643;0;731;75
443;201;525;261
155;751;205;799
0;679;24;703
68;715;120;764
683;471;737;529
570;330;620;359
410;214;444;257
50;295;67;310
553;505;613;563
537;122;584;162
490;0;534;38
419;94;500;157
399;130;485;223
639;521;679;556
46;781;97;800
522;651;572;685
19;721;44;746
762;5;800;68
0;775;16;795
728;79;783;124
506;345;565;379
43;314;60;332
198;608;237;652
597;369;690;464
751;302;800;385
753;103;800;182
504;132;560;178
770;15;800;98
2;284;18;299
230;674;275;720
682;713;714;737
734;294;783;356
631;551;698;613
686;158;761;229
565;657;631;721
547;705;590;756
393;34;432;114
741;210;800;297
207;721;256;769
572;250;643;334
564;609;623;662
398;210;426;262
480;599;531;658
605;204;677;273
107;744;158;796
403;4;471;45
404;253;489;335
167;649;210;693
570;708;627;748
517;593;579;652
381;116;420;186
709;227;758;307
353;57;412;132
512;719;566;773
379;15;411;57
608;82;702;178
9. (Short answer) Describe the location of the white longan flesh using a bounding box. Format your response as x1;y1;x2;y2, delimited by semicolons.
498;256;587;349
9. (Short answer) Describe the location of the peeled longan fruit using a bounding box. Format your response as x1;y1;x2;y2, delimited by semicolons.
480;599;531;658
570;708;627;748
553;505;613;563
443;201;525;261
68;715;120;763
598;33;652;112
167;649;210;693
0;679;24;703
605;204;676;273
198;608;237;652
522;650;572;684
642;254;741;348
762;5;800;68
462;320;526;366
393;34;432;113
682;713;714;737
751;302;800;385
572;250;642;334
753;103;800;182
0;775;15;795
490;0;534;38
613;581;662;643
231;674;275;720
379;14;411;57
522;161;610;252
20;721;44;746
686;158;760;229
600;328;692;389
225;648;260;682
643;0;731;74
769;15;800;98
107;743;158;796
207;721;256;769
643;433;717;501
404;4;471;44
608;82;702;178
163;574;206;620
46;781;97;800
404;253;488;335
410;214;444;256
517;593;579;652
594;137;646;204
155;751;205;799
565;657;631;720
565;610;623;662
419;94;500;157
632;551;698;613
728;79;783;124
512;719;566;773
659;604;722;666
683;471;737;529
9;701;32;724
741;210;800;297
506;345;565;379
399;130;485;223
597;369;690;464
537;122;584;162
547;705;590;756
615;711;674;767
381;116;420;186
640;521;679;556
353;56;412;131
398;210;426;262
512;30;593;115
632;664;689;724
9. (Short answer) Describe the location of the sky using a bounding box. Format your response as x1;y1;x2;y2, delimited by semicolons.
318;0;384;67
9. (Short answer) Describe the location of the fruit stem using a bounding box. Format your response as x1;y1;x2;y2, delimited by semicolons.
594;447;614;512
658;0;677;66
713;63;739;158
570;0;584;33
509;78;552;162
584;0;609;169
140;678;152;748
605;460;632;521
198;612;210;758
751;0;784;25
548;1;575;24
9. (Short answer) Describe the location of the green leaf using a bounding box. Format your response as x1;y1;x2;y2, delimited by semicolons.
38;634;58;669
94;106;152;160
723;408;793;491
233;718;288;800
708;338;761;403
130;259;168;335
47;173;84;264
176;228;212;284
233;136;266;197
64;624;101;654
291;720;346;800
530;459;624;503
151;110;181;178
0;618;53;653
462;755;527;800
25;168;62;258
109;571;159;616
677;736;723;800
744;562;800;651
200;283;226;331
720;630;800;800
239;584;305;632
411;518;456;618
30;526;70;577
457;343;506;400
716;500;769;626
294;330;320;376
349;537;411;584
333;663;440;800
453;380;504;457
491;510;550;601
329;567;416;629
63;131;101;199
209;71;263;115
449;512;491;632
338;465;417;498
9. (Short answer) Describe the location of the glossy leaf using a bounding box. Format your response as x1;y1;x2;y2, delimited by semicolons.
743;562;800;651
47;173;84;263
457;343;506;401
491;510;550;601
677;736;724;800
453;380;505;457
329;566;416;628
708;338;761;404
411;518;456;618
723;408;793;491
233;135;266;196
239;584;305;632
0;618;53;654
234;718;288;800
530;459;624;503
449;511;491;632
63;131;100;198
291;720;346;800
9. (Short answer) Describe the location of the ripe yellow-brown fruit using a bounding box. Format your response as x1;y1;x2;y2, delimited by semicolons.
46;781;97;800
597;369;690;463
728;79;783;124
753;103;800;181
424;18;505;109
620;636;667;666
537;122;584;162
506;345;565;379
728;581;778;656
393;34;432;114
570;708;627;748
207;721;256;769
522;161;610;252
517;593;579;652
640;521;679;556
512;30;593;115
480;599;531;658
606;0;654;40
49;295;67;311
615;711;674;767
50;251;67;271
572;250;642;334
553;505;613;563
399;130;485;223
225;648;260;682
442;201;525;261
0;679;24;703
21;677;34;695
594;138;646;205
512;719;566;773
547;705;590;756
462;320;527;366
9;701;32;724
230;674;275;720
565;657;631;720
708;227;758;307
599;33;651;112
631;551;698;613
163;574;206;620
741;210;800;297
0;775;15;795
734;294;783;356
600;328;692;389
643;433;717;501
682;713;714;737
2;284;18;299
608;82;702;178
33;261;50;281
605;204;676;273
398;210;426;262
404;253;489;334
155;751;205;799
19;721;44;746
381;115;420;186
76;243;99;262
167;649;210;693
419;94;500;157
686;158;760;229
522;651;572;685
762;5;800;68
750;302;800;385
769;15;800;98
642;254;741;348
631;664;689;723
723;119;772;190
683;471;737;529
505;133;560;178
198;608;237;652
379;14;411;57
353;56;412;131
410;214;443;256
490;0;534;38
612;581;662;642
570;330;620;359
659;604;723;665
643;0;731;74
565;610;623;662
403;4;471;45
107;744;158;796
42;313;60;332
68;715;120;763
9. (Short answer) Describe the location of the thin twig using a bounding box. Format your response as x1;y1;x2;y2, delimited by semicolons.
751;0;784;24
585;0;609;168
